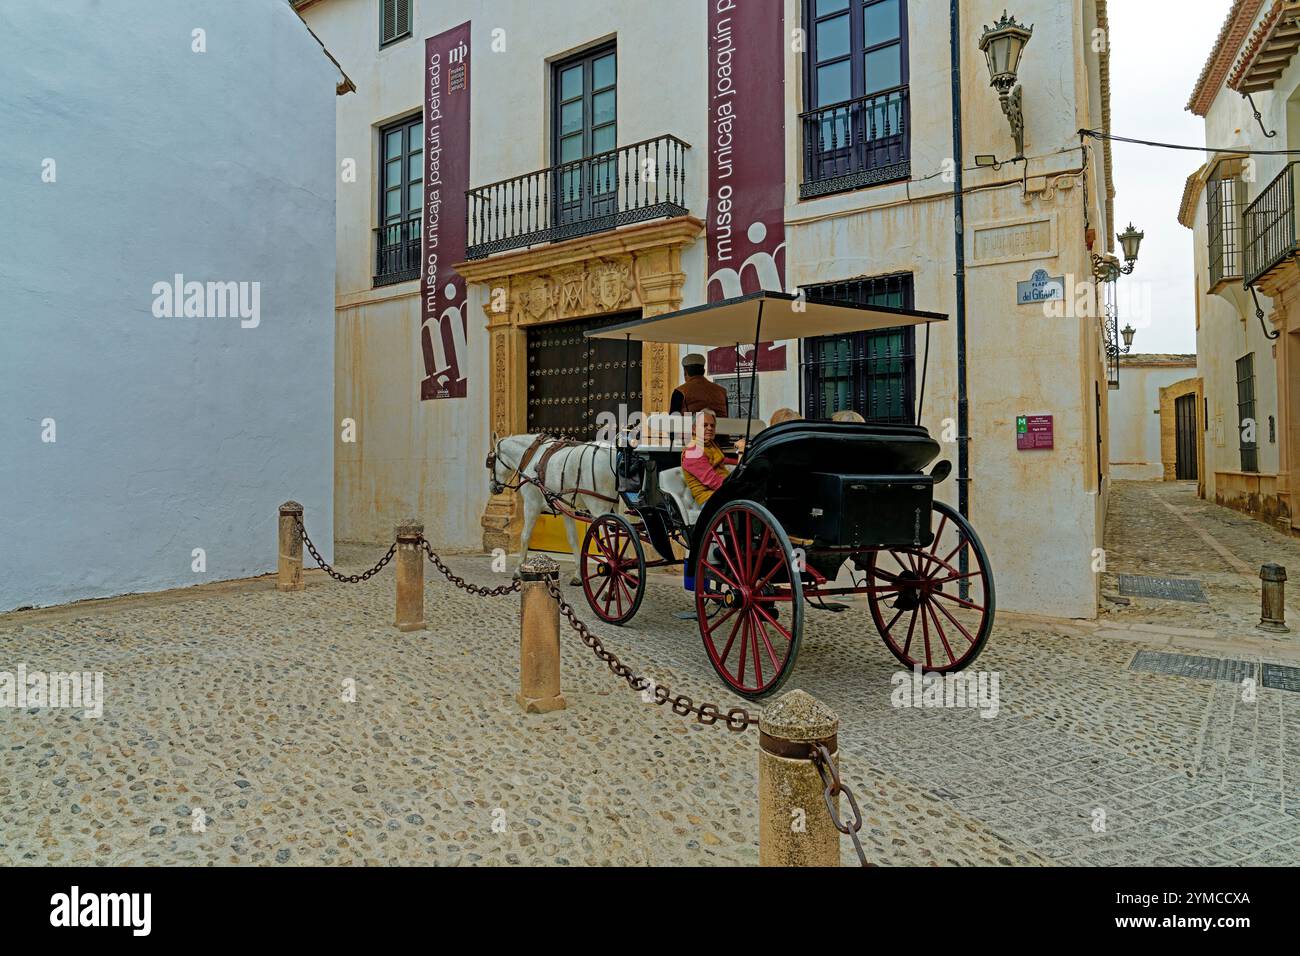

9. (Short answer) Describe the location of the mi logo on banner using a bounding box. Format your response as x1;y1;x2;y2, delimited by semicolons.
449;41;468;91
50;886;152;936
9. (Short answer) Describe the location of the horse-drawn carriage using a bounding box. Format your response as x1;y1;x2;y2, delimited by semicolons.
491;291;994;699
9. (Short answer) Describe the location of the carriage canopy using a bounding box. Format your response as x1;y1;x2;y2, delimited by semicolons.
583;290;947;346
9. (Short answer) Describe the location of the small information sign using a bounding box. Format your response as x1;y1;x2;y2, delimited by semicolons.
1016;414;1054;450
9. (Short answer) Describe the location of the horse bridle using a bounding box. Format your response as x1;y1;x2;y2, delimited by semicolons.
485;439;513;496
486;435;549;496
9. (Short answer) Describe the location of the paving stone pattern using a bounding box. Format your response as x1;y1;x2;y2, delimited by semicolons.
1;480;1298;865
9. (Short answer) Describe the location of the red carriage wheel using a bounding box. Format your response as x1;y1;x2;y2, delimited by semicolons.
580;513;647;626
695;501;804;700
864;500;995;673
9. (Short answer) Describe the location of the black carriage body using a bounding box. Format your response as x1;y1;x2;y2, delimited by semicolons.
687;421;942;567
616;446;683;563
774;472;934;549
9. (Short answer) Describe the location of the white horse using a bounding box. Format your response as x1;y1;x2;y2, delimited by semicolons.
487;433;622;584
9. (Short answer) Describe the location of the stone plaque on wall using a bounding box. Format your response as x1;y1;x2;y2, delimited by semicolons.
971;217;1055;266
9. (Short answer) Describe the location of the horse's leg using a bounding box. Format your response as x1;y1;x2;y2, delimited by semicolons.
563;513;583;587
516;488;541;578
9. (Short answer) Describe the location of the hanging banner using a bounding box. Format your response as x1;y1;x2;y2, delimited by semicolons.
421;22;471;400
706;0;787;375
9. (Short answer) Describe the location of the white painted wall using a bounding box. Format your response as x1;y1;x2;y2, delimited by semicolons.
1108;363;1196;480
0;0;338;611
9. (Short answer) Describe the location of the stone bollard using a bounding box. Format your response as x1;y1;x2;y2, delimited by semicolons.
516;554;566;714
393;518;425;632
277;501;304;592
1259;563;1290;633
759;690;842;867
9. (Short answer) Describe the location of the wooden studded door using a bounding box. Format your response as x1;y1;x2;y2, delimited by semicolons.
526;313;642;440
1175;392;1199;481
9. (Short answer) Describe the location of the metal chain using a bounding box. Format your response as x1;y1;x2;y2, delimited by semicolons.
420;539;521;596
543;576;755;732
809;742;870;867
297;519;395;584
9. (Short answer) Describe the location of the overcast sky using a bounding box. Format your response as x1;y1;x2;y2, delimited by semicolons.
1105;0;1233;354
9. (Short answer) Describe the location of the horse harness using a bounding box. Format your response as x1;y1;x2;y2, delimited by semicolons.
486;435;619;514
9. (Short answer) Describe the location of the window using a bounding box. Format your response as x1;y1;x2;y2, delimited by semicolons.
1236;352;1258;473
380;0;412;48
800;0;910;198
552;44;618;232
373;114;422;286
801;273;915;423
1207;159;1245;287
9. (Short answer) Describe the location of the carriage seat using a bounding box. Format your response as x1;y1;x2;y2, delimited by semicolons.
657;467;704;527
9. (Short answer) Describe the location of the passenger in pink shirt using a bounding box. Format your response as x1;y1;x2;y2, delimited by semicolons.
681;410;742;504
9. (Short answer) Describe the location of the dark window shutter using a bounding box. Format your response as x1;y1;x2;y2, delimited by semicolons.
381;0;396;46
395;0;410;39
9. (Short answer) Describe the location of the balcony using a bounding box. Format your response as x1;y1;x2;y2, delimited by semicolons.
465;134;690;260
1244;162;1300;289
799;86;910;200
373;215;421;287
1207;172;1244;291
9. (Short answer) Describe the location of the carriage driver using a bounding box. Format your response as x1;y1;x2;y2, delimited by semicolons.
669;352;728;417
681;409;741;505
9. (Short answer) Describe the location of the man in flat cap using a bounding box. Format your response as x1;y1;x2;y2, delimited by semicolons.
669;352;729;417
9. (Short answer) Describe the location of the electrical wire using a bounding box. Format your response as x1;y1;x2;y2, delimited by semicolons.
1080;127;1300;156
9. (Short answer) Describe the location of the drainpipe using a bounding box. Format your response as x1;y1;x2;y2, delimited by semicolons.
949;0;970;523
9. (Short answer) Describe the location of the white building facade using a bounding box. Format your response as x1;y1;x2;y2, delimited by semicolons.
1180;0;1300;532
299;0;1120;618
0;0;342;610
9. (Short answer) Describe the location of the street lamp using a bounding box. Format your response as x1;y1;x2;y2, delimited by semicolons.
1091;223;1143;387
1116;223;1144;269
979;10;1033;158
1092;223;1144;281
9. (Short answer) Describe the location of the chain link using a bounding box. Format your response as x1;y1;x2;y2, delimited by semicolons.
421;540;522;596
809;742;870;867
298;519;396;584
543;576;755;732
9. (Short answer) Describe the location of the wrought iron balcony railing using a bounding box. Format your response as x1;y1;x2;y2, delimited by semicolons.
373;215;421;287
1244;162;1300;287
465;134;690;260
799;86;910;200
1207;173;1244;289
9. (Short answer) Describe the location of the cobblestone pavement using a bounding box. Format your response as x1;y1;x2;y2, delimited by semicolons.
1;481;1298;866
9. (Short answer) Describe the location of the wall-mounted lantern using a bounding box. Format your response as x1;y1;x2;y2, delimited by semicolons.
1092;223;1144;282
979;10;1034;159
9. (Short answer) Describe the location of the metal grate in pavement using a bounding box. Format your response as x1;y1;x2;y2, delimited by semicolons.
1128;651;1300;693
1263;663;1300;693
1129;650;1253;683
1117;574;1208;603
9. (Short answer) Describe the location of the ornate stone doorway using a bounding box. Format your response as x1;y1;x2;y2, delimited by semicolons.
454;215;703;552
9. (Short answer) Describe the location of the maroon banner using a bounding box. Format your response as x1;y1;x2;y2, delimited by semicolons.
421;22;471;400
706;0;786;376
